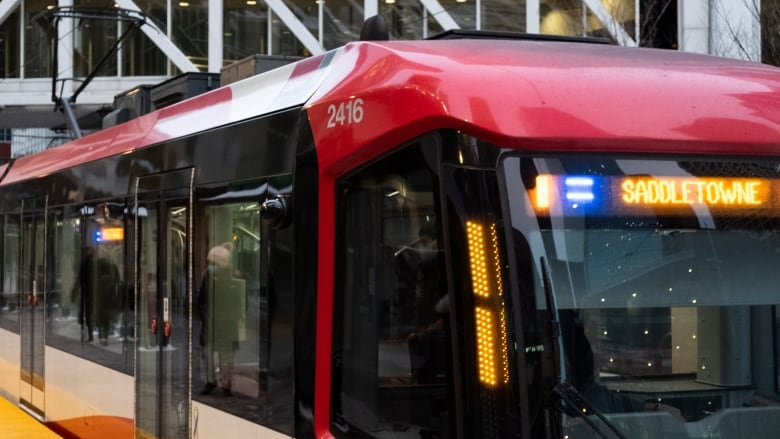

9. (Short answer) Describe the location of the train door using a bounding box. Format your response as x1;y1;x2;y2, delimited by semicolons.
19;196;47;417
134;169;193;439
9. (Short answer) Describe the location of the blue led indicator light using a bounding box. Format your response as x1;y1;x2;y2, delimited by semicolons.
565;176;595;203
566;192;595;201
565;177;594;187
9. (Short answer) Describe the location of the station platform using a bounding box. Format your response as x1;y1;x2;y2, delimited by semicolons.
0;398;62;438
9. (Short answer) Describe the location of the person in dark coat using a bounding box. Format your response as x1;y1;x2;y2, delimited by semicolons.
71;246;120;344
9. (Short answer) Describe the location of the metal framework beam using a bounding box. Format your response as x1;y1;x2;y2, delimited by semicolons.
363;0;376;20
33;6;150;137
264;0;325;56
419;0;460;31
582;0;636;47
0;0;20;27
526;0;539;34
208;0;223;72
114;0;199;72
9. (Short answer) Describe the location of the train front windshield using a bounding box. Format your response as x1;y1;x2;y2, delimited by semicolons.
502;156;780;439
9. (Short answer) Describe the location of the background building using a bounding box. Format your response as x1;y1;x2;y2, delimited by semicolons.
0;0;774;156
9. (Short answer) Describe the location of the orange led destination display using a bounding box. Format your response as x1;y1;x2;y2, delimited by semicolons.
532;175;778;215
621;177;767;207
94;227;124;242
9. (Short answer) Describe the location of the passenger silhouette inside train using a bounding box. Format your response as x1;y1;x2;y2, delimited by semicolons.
197;244;246;396
70;245;120;345
396;223;449;384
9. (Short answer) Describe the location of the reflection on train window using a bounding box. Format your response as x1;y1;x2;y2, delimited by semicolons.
47;203;131;372
0;215;20;332
333;142;452;438
194;182;294;433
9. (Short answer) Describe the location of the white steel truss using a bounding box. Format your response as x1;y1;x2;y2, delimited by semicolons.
417;0;460;31
0;0;20;27
581;0;637;47
114;0;199;72
264;0;325;56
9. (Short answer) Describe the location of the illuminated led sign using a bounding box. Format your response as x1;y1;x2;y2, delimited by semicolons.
531;174;777;215
94;227;124;242
621;178;766;206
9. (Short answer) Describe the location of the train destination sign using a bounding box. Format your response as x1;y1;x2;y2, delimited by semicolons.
621;177;766;206
531;175;775;215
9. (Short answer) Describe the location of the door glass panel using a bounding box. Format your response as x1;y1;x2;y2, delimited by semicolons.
136;171;191;439
20;200;46;414
1;216;20;331
48;209;78;343
163;205;189;439
137;204;160;438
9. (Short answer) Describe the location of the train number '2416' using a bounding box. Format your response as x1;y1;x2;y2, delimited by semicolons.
326;98;364;128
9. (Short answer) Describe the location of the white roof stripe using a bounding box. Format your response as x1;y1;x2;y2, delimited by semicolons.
150;50;342;141
227;50;341;121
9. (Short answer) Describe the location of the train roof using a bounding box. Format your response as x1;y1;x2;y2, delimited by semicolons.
3;38;780;185
307;40;780;174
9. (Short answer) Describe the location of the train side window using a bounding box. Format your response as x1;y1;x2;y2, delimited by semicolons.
194;178;294;434
0;215;19;332
48;203;131;372
332;139;453;438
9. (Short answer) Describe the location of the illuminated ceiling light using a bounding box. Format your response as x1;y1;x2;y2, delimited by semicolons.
385;0;395;3
179;1;189;6
46;5;55;9
246;0;257;4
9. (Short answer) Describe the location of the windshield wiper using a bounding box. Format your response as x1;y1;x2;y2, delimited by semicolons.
540;257;628;439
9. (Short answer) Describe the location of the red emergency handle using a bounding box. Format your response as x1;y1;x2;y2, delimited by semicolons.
151;317;158;334
164;321;172;337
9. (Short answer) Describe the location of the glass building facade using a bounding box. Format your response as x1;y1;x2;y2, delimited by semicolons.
1;0;664;79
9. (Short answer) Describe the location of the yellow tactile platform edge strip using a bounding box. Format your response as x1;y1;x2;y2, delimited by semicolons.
0;398;62;438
